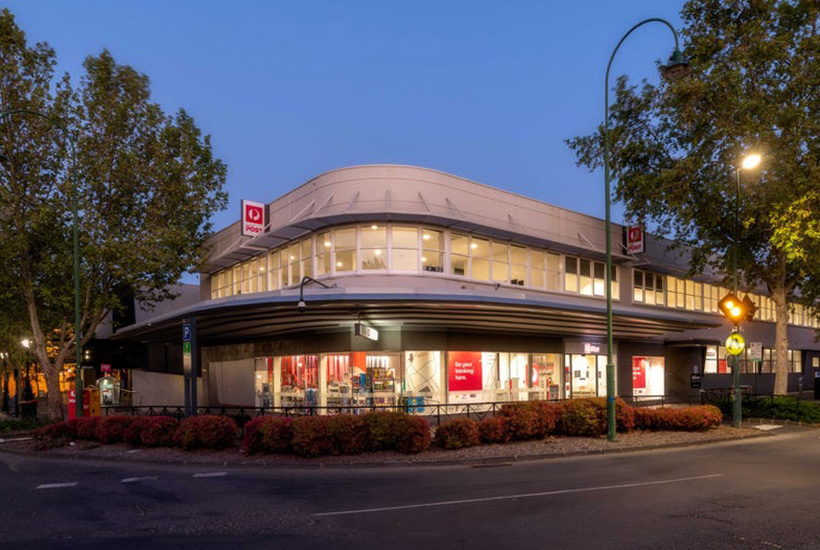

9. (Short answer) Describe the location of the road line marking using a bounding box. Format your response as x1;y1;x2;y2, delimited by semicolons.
193;472;227;478
121;477;158;484
313;474;725;517
36;483;78;490
0;437;33;443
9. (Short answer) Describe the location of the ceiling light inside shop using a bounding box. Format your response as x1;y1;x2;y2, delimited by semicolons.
374;250;382;256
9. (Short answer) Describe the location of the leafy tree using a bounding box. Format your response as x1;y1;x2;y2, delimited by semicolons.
0;9;227;419
567;0;820;395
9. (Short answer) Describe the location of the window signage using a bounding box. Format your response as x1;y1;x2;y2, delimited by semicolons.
448;351;483;392
690;373;702;388
632;357;647;389
354;322;379;342
241;199;265;237
625;224;645;254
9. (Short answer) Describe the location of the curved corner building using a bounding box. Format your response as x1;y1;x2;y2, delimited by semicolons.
115;165;820;409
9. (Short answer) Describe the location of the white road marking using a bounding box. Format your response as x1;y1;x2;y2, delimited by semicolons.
313;474;725;517
121;477;158;484
193;472;227;478
753;425;783;431
0;437;33;443
36;483;78;490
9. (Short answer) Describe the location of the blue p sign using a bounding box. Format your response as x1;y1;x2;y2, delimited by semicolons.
183;323;191;342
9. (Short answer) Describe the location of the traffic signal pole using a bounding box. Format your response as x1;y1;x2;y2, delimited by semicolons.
732;168;742;428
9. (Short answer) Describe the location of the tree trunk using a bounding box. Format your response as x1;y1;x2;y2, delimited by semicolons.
42;359;66;421
772;251;790;396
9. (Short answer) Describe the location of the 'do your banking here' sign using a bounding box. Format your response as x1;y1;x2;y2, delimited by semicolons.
241;199;265;237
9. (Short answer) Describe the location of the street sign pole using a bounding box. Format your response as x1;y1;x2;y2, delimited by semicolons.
183;318;198;417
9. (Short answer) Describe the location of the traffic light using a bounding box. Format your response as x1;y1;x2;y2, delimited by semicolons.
718;293;757;325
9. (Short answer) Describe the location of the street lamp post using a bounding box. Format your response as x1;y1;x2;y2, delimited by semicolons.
0;109;82;419
603;19;691;441
731;153;761;428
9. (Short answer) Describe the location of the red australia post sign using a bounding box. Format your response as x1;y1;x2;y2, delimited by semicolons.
448;352;483;392
626;224;645;254
241;200;265;236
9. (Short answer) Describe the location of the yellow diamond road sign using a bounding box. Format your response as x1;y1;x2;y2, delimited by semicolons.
725;333;745;356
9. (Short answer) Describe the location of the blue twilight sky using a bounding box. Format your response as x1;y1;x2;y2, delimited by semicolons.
6;0;684;233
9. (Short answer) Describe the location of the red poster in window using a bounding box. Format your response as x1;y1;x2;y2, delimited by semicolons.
632;357;647;389
448;352;483;392
718;359;728;374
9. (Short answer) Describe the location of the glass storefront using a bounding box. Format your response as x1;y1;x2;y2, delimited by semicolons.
247;350;566;410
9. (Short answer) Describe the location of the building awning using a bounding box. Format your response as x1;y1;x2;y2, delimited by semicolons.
113;291;721;346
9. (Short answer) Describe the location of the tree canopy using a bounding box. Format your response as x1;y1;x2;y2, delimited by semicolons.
0;9;228;419
567;0;820;394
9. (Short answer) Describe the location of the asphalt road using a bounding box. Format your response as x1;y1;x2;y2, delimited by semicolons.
1;427;819;550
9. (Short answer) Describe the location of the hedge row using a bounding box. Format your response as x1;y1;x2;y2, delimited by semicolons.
716;396;820;424
243;412;431;457
435;400;723;449
34;415;239;450
33;401;724;456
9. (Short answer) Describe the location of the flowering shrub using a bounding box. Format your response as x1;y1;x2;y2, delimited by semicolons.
435;418;479;449
124;417;149;446
327;414;369;455
478;416;511;444
364;411;407;451
175;415;238;450
499;401;560;440
259;416;293;453
72;417;101;441
291;416;331;458
395;416;431;454
138;416;179;447
34;420;76;440
555;398;635;436
95;415;138;444
634;405;722;431
556;399;602;436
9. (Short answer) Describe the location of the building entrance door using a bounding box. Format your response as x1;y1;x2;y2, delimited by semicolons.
568;354;609;398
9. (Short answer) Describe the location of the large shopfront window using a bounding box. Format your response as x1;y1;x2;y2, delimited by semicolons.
235;349;570;411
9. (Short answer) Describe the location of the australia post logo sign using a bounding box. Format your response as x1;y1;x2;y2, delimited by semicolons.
626;224;645;254
241;200;265;237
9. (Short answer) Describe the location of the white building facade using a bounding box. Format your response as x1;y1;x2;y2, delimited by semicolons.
115;165;820;409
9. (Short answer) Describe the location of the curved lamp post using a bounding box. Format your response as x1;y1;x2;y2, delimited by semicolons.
731;153;762;428
603;19;691;441
0;109;82;419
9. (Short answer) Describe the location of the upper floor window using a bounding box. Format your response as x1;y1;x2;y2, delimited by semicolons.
210;224;619;302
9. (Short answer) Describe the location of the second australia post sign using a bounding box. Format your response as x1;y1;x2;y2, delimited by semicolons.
241;200;265;237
